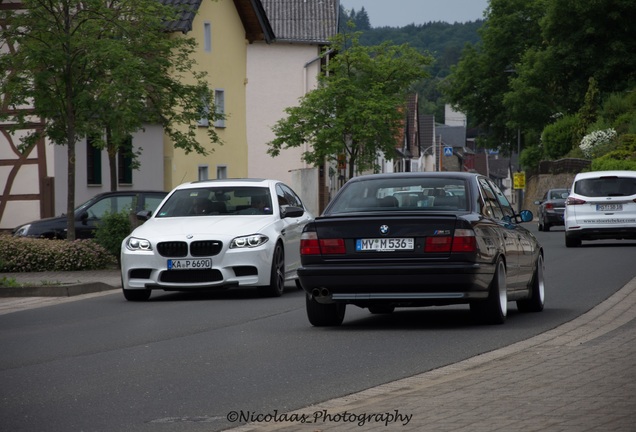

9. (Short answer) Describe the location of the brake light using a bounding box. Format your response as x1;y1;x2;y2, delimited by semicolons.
451;229;476;252
566;197;586;205
320;239;346;254
425;229;476;253
300;232;346;255
300;232;321;255
425;236;452;252
545;203;554;210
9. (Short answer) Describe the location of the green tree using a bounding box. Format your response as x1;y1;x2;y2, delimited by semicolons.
0;0;222;240
442;0;546;150
504;0;636;134
267;29;432;180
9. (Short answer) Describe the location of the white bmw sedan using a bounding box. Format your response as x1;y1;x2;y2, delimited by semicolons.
120;179;313;301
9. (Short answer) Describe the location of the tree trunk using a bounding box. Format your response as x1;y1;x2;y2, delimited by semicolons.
106;126;118;191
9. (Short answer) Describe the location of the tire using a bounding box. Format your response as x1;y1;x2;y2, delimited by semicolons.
306;293;346;326
537;220;543;231
258;242;285;297
517;253;545;313
368;305;395;314
470;258;507;324
565;234;581;248
544;222;551;232
122;288;151;301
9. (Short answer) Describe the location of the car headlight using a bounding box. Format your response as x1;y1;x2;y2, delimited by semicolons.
230;234;269;249
125;237;153;251
13;224;31;236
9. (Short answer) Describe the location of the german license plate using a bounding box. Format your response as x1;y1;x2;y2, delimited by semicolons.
167;258;212;270
356;238;414;251
596;204;622;211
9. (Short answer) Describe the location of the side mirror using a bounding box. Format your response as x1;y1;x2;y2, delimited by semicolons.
533;200;542;205
281;206;304;218
136;210;152;221
79;211;89;224
519;209;534;222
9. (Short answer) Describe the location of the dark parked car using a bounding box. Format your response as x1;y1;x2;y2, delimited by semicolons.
13;190;167;239
298;172;545;326
534;188;569;231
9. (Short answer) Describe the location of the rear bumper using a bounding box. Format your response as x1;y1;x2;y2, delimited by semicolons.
544;211;565;225
298;262;494;305
565;226;636;241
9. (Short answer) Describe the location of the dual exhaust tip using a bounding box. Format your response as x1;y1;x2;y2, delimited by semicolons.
312;288;331;298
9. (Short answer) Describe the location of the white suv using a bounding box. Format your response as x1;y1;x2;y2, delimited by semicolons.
564;170;636;247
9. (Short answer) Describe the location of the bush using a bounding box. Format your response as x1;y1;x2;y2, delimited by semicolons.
520;144;544;171
591;150;636;171
0;234;116;272
93;210;132;264
541;114;580;159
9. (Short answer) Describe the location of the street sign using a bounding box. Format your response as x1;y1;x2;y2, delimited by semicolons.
513;172;526;189
443;147;453;157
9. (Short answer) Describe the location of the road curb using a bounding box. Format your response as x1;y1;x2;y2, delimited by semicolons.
0;283;118;298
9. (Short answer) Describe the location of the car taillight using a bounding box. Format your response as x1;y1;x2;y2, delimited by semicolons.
566;197;586;205
424;229;476;253
300;232;346;255
300;232;321;255
425;236;452;252
452;229;477;252
545;203;554;210
320;239;346;254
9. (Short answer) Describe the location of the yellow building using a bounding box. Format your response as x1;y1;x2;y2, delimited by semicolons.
163;0;274;189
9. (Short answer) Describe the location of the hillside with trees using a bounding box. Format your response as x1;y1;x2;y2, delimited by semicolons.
339;5;483;121
443;0;636;171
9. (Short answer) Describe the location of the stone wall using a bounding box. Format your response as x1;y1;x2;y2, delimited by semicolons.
523;158;591;214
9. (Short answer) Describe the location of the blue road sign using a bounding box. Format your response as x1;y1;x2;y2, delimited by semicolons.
443;147;453;156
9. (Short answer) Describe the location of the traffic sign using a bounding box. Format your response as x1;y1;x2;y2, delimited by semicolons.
513;172;526;189
443;147;453;156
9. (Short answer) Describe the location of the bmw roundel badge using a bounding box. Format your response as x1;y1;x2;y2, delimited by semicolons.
379;225;389;235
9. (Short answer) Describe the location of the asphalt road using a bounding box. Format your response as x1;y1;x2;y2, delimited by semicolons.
1;224;635;432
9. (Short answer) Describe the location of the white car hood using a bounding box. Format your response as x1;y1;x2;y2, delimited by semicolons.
130;216;274;240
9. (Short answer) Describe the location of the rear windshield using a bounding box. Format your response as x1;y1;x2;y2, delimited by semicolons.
574;176;636;197
326;177;468;214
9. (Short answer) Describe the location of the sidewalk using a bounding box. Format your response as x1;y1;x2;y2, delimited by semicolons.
0;269;121;314
1;271;635;431
225;276;636;432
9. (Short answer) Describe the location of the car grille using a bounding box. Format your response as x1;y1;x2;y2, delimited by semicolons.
190;240;222;257
157;241;222;257
160;269;223;283
157;241;188;257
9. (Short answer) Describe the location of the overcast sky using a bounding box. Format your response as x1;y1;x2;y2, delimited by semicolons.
340;0;490;27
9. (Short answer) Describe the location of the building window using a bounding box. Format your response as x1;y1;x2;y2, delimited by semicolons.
214;89;225;128
198;165;209;181
197;93;210;127
204;22;212;52
216;165;227;179
87;136;102;185
118;136;133;185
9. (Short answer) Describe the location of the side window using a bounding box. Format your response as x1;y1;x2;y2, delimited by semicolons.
478;179;504;220
276;184;288;208
280;184;303;208
88;196;134;219
489;180;515;218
